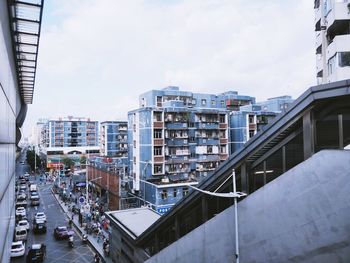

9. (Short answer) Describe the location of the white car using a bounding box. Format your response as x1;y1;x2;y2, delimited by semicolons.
35;212;46;222
10;241;25;257
17;220;30;231
15;207;26;217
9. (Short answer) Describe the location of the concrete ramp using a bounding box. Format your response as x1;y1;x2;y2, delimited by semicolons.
146;150;350;263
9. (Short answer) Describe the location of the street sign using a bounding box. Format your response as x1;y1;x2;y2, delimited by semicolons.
79;196;85;204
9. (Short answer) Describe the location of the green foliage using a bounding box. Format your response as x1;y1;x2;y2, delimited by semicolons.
80;156;87;164
62;157;75;168
26;149;41;172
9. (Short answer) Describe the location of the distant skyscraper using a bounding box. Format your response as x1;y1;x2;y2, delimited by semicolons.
315;0;350;84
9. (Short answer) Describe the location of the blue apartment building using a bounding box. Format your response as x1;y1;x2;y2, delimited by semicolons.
128;86;255;214
230;96;294;153
100;121;128;157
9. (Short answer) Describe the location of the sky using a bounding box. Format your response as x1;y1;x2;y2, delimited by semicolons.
23;0;316;138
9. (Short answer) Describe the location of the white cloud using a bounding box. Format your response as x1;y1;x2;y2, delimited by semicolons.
24;0;316;135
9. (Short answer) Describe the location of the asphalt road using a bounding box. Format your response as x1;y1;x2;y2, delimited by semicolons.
11;153;96;263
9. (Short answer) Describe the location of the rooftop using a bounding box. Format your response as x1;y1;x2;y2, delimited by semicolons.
106;208;161;239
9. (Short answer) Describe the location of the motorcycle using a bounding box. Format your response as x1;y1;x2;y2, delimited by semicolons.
82;234;88;244
68;235;74;248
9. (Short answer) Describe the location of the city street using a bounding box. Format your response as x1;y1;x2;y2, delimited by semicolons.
11;158;96;263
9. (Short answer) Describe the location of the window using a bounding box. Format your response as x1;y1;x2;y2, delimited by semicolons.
211;100;216;106
219;114;225;123
201;99;206;106
161;189;168;200
328;55;336;76
133;156;136;164
220;146;226;154
192;99;197;105
154;164;163;174
188;122;194;128
154;112;162;121
154;129;162;138
154;146;162;156
182;187;189;196
133;140;136;148
220;100;225;107
173;188;177;198
207;145;213;154
339;52;350;67
190;152;196;158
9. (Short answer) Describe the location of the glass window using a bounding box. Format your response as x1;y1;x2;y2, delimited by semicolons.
211;100;216;106
285;132;304;171
328;55;336;76
154;146;162;156
154;164;163;174
154;129;162;139
154;112;162;121
339;52;350;67
201;99;206;106
182;187;189;196
161;189;168;200
250;162;264;192
265;149;283;184
220;100;225;107
343;113;350;148
173;188;177;198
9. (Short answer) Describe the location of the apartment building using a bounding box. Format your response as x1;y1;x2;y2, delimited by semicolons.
128;86;255;214
315;0;350;84
230;96;294;153
100;121;128;157
40;116;100;168
0;1;43;261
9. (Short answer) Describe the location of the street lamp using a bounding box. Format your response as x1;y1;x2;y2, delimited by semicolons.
189;169;246;263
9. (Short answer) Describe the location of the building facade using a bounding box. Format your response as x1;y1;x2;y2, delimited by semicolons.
0;0;43;262
100;121;128;157
87;156;128;210
315;0;350;84
230;96;294;153
39;116;100;169
128;86;255;214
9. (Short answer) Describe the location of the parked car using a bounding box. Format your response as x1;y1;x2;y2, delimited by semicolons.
26;243;46;263
17;219;30;231
10;241;25;257
16;199;28;208
54;226;73;240
17;193;27;200
16;207;26;217
15;226;28;241
34;212;46;222
30;191;39;199
33;220;47;234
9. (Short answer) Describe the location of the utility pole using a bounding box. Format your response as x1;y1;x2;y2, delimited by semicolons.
34;145;36;175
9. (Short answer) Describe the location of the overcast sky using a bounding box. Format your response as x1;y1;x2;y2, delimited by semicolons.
23;0;316;137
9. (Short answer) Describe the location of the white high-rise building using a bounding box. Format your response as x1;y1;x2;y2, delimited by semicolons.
315;0;350;84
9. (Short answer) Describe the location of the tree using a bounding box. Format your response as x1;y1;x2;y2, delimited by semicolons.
26;149;41;172
62;157;75;170
80;156;86;164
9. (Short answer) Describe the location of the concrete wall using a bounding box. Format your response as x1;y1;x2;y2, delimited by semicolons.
146;150;350;263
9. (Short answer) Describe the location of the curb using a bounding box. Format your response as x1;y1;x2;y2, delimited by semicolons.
51;188;107;263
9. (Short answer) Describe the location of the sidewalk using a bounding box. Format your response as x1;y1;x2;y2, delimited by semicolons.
51;188;113;263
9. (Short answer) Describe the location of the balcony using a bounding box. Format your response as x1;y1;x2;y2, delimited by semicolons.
219;123;227;129
165;122;188;130
196;155;220;162
165;156;190;164
154;121;164;128
154;139;164;146
327;35;350;61
195;122;219;130
166;138;188;146
196;137;219;145
326;2;350;29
